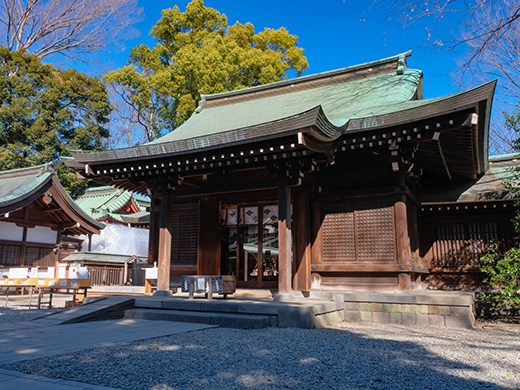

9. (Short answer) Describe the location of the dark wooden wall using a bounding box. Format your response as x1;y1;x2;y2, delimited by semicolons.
421;204;516;289
310;193;411;290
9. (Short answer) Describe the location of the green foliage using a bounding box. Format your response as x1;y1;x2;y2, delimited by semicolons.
501;110;520;231
480;244;520;307
104;0;308;142
0;47;111;194
505;109;520;153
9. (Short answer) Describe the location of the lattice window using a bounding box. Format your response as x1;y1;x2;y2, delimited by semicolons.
24;247;55;267
432;221;499;267
171;213;198;265
0;244;20;266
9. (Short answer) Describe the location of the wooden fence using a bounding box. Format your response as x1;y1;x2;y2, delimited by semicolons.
89;266;124;286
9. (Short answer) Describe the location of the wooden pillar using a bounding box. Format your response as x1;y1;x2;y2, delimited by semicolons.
395;194;412;290
197;199;221;275
293;190;311;292
156;186;172;293
19;226;27;266
147;206;159;265
277;166;292;294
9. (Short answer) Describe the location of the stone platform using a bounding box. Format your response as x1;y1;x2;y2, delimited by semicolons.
311;290;475;328
37;289;476;329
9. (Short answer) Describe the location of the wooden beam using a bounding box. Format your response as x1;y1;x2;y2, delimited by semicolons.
277;164;293;294
0;216;60;229
394;193;412;290
311;263;419;273
147;197;159;265
293;190;311;292
156;186;172;293
257;205;264;284
19;226;27;266
197;199;221;275
311;199;323;266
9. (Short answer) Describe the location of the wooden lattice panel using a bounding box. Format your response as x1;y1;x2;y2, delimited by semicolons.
0;245;20;266
322;203;355;262
321;200;396;263
24;247;55;267
356;201;395;261
171;213;198;265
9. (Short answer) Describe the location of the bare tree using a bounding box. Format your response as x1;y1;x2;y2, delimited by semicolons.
373;0;520;154
0;0;141;59
106;89;149;149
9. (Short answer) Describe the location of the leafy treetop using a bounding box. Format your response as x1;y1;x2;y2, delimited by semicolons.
0;47;111;195
104;0;308;143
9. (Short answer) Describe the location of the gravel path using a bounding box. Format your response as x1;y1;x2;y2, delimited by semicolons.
0;295;67;323
3;320;519;390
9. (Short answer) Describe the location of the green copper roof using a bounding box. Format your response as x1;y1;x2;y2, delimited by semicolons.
74;186;150;224
422;154;519;203
0;164;104;234
151;68;422;145
68;51;495;177
0;165;52;209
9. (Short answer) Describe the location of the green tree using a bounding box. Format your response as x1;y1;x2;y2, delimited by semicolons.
480;245;520;307
0;47;111;194
478;111;520;309
104;0;308;143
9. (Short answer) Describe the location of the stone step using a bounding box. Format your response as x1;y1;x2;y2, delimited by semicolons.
124;308;276;329
132;296;344;328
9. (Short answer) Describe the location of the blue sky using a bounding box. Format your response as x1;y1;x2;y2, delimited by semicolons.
85;0;470;101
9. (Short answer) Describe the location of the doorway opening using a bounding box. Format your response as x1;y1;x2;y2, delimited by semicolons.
221;204;279;288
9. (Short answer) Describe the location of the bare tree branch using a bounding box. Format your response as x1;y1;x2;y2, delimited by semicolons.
0;0;142;59
372;0;520;154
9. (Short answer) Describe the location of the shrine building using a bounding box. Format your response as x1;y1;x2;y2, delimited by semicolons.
67;52;504;297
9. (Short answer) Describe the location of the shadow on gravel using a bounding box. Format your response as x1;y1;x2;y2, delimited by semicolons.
4;326;515;390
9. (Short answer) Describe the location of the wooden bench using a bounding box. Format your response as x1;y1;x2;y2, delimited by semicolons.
181;275;236;300
35;278;91;309
37;286;90;309
0;278;36;308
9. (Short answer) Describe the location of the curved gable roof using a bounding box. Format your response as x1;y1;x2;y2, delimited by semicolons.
0;164;104;234
151;68;422;144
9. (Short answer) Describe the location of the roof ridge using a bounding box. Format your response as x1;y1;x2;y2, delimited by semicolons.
489;153;520;162
0;163;54;178
197;51;413;111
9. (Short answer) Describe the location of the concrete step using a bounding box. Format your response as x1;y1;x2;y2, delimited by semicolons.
124;308;275;329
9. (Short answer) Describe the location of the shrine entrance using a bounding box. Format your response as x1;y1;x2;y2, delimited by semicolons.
220;204;279;288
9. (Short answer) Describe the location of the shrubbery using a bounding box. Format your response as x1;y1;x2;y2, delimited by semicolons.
480;244;520;307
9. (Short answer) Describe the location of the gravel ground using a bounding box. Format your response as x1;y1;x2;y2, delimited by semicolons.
0;295;67;323
3;320;519;390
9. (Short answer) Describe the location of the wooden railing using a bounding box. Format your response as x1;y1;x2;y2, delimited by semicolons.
430;221;507;268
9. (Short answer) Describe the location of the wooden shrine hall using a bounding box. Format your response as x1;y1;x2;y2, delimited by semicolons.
0;164;104;269
67;51;499;296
